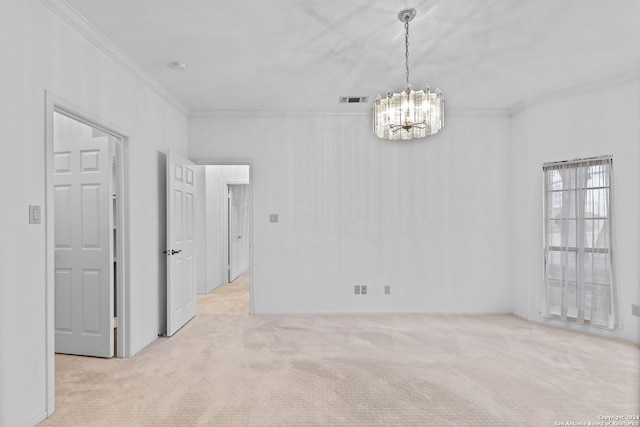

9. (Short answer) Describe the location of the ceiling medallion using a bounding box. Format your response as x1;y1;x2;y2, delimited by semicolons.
373;8;444;140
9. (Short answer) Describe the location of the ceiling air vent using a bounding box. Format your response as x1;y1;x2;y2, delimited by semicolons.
339;96;369;104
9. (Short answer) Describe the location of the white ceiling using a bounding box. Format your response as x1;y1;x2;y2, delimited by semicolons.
63;0;640;114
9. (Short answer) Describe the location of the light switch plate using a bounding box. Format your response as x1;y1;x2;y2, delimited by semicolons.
269;213;279;223
29;205;41;224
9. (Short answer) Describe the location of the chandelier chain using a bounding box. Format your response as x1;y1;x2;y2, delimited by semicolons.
404;18;410;88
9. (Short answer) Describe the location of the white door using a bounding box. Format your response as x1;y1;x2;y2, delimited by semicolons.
166;150;197;336
54;135;114;358
228;184;249;282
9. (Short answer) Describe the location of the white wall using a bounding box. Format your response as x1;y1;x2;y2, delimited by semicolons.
199;165;250;293
0;1;188;425
189;113;512;314
510;77;640;344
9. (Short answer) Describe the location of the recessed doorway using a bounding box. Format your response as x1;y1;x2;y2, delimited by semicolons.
196;162;252;314
51;111;119;358
45;92;132;415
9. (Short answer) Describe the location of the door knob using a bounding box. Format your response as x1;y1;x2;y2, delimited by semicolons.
171;249;182;255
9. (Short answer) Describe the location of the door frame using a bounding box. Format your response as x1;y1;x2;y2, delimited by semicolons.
44;91;132;414
225;182;250;283
195;159;254;314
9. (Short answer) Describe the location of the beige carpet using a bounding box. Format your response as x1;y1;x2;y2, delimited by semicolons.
41;273;639;426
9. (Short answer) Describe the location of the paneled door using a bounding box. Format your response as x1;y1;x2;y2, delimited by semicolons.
228;184;249;282
166;150;197;336
54;135;113;358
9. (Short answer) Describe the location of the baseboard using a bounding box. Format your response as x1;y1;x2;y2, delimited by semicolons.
23;409;48;427
519;315;640;346
254;310;515;316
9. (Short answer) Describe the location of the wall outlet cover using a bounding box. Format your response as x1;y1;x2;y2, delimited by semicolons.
632;304;640;317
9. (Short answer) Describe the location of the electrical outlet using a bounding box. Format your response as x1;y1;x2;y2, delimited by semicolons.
632;304;640;317
354;285;360;295
361;285;367;295
384;285;391;295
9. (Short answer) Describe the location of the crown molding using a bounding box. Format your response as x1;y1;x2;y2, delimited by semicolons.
189;108;510;120
39;0;189;117
509;68;640;117
189;109;370;119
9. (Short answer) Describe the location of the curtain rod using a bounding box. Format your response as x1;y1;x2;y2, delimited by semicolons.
543;154;613;169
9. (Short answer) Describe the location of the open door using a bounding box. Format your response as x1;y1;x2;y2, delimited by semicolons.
166;150;197;336
228;184;250;282
53;134;114;358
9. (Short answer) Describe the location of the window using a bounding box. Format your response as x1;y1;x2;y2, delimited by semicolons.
542;156;615;328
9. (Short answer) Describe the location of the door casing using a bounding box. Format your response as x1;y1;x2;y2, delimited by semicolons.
44;91;132;415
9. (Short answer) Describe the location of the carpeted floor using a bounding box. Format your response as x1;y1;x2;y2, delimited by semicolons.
41;273;639;426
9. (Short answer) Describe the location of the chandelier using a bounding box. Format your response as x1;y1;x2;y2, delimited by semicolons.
373;8;444;140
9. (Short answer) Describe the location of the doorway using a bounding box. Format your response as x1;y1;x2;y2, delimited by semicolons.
52;111;118;358
45;92;131;414
227;183;250;283
197;162;253;313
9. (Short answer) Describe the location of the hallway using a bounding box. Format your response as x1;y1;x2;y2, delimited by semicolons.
198;271;250;315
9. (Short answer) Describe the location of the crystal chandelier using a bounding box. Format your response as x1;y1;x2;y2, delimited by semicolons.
373;8;444;140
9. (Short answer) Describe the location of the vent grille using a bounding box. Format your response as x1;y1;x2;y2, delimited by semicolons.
339;96;369;104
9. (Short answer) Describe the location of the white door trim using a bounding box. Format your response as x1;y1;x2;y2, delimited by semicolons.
195;159;254;315
44;91;133;415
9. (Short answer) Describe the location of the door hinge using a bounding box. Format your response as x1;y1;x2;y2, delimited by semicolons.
112;317;119;328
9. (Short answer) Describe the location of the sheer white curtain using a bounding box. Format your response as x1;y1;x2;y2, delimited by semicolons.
542;156;615;328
